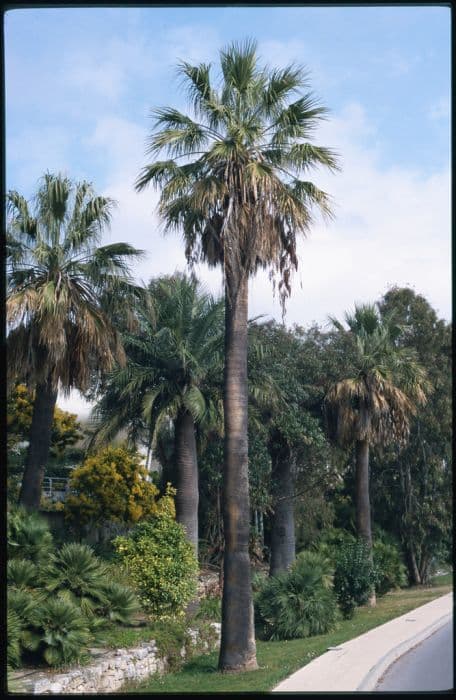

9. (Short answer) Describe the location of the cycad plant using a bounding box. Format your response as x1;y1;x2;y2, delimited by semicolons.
6;172;143;509
255;550;339;640
136;38;339;671
324;303;430;605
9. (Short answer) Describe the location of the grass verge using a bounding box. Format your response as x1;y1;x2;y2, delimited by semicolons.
125;580;452;694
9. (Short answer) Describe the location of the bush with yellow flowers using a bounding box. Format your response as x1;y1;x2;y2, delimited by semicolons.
64;445;168;527
113;505;198;619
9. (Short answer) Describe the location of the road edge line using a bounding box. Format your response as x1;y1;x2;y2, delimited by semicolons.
356;611;452;691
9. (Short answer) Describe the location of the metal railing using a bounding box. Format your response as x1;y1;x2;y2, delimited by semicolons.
42;477;70;502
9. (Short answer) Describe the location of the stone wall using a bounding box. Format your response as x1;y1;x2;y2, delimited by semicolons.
12;623;221;695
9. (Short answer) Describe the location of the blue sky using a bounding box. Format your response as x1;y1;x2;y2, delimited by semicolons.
4;5;451;415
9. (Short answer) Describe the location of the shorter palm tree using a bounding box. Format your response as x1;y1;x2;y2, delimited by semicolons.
6;172;143;510
92;273;225;557
324;304;429;605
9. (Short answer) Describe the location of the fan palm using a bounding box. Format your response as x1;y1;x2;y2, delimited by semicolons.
6;172;143;510
91;272;224;558
324;303;429;605
135;38;339;671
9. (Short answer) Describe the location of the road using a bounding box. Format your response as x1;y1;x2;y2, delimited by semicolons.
374;619;454;692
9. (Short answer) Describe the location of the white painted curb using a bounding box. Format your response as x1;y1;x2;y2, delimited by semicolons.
356;611;452;691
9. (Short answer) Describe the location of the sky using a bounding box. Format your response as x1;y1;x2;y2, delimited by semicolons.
4;4;451;417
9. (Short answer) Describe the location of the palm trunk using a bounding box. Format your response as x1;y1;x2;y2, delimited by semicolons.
355;438;376;606
269;441;295;576
19;375;58;510
218;274;257;672
175;407;199;558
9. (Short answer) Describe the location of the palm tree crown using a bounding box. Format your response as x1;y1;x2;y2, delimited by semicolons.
92;273;224;450
135;38;339;309
7;172;143;392
325;303;429;448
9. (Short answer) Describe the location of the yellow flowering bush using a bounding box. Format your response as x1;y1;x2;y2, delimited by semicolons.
64;445;169;526
113;508;198;619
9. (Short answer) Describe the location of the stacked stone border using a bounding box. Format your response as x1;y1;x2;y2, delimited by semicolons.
11;623;221;694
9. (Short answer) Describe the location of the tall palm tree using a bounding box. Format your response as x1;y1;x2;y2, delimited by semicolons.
135;38;339;671
91;273;225;558
6;172;143;510
324;303;429;604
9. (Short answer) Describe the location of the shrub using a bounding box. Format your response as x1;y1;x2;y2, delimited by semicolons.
64;445;170;528
333;539;377;618
7;559;41;590
7;609;23;668
7;587;45;659
43;543;110;616
7;506;53;564
7;509;139;670
43;542;139;627
195;595;221;622
95;581;139;624
254;551;339;640
34;598;91;667
114;511;198;619
373;540;407;596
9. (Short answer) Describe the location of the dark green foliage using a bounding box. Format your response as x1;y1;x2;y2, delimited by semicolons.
7;506;54;564
7;587;44;657
373;540;407;596
195;595;221;622
333;539;377;618
7;609;23;668
96;581;140;624
373;287;452;584
7;508;139;670
7;558;41;590
34;598;91;667
43;543;111;616
254;551;339;640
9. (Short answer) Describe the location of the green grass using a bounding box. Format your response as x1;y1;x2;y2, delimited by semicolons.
124;582;453;694
97;621;160;649
431;571;453;587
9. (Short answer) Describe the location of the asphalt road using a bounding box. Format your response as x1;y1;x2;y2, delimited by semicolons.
374;619;454;692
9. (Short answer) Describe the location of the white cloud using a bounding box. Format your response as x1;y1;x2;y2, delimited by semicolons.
28;101;453;418
90;100;450;329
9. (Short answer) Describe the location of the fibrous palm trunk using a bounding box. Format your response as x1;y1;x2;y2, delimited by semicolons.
355;438;376;606
175;408;199;558
269;442;295;576
19;375;58;510
218;274;258;672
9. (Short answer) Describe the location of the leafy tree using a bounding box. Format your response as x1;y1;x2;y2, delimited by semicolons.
136;38;338;671
248;321;335;575
6;172;143;510
324;303;429;604
64;445;167;528
372;287;452;583
7;383;83;457
91;274;224;557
